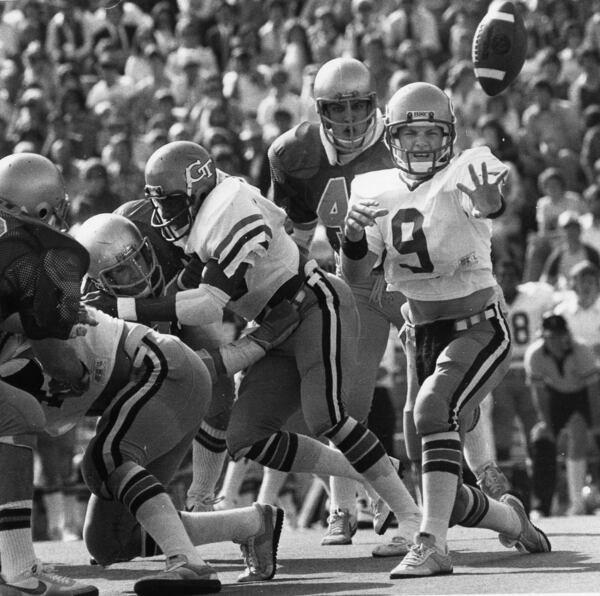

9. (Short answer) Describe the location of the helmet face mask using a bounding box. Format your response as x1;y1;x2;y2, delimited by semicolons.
384;83;456;177
144;141;217;243
314;58;378;153
73;213;165;298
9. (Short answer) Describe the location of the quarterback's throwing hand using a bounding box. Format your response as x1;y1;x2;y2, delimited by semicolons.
344;200;388;241
456;162;508;218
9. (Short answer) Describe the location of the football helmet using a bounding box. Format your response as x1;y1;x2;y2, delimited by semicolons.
384;82;456;176
0;152;69;229
144;141;217;242
73;213;164;298
313;57;378;153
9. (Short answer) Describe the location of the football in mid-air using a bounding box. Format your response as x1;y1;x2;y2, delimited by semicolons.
472;1;527;96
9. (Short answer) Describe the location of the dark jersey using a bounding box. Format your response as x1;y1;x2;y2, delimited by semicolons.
0;211;89;339
269;121;394;251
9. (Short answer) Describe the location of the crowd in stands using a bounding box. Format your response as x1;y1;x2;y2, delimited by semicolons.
2;0;600;536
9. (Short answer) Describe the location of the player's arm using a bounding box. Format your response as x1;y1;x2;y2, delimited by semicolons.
197;299;301;381
341;200;385;284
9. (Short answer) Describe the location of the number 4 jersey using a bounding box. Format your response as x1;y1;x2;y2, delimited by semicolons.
350;146;508;302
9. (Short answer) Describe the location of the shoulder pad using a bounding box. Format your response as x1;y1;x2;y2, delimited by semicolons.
269;122;324;179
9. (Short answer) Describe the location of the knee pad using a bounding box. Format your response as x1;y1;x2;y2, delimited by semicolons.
84;494;142;566
81;446;116;500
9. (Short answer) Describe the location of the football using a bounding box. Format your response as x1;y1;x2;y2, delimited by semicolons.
472;1;528;96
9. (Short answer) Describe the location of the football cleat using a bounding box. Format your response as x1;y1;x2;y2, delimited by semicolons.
320;508;358;546
389;533;453;578
498;493;552;553
133;555;221;595
0;560;98;596
372;534;413;558
476;461;511;501
236;503;284;583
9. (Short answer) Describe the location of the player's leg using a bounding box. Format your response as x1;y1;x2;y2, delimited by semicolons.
82;332;221;594
391;312;512;578
0;380;97;595
565;410;590;515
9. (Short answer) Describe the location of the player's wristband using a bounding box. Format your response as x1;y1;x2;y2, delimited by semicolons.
486;196;506;219
117;297;138;321
341;234;368;260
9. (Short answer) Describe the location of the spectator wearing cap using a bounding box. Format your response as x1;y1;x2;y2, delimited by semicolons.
47;137;85;201
581;182;600;256
8;85;49;151
522;76;582;155
69;158;121;227
22;41;58;103
256;65;303;131
555;261;600;363
541;211;600;290
524;312;599;517
169;53;206;113
222;46;269;120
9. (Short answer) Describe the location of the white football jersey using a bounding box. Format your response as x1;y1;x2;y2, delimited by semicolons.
505;281;556;366
350;146;508;302
185;176;301;321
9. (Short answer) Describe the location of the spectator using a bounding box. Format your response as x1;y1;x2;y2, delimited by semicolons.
256;65;303;131
559;19;585;86
150;0;178;56
525;169;588;281
383;0;441;62
86;51;133;113
522;76;582;156
47;137;84;201
581;105;600;186
69;158;121;227
435;25;472;90
90;1;134;70
484;93;521;140
391;38;437;91
281;18;313;94
45;0;92;68
258;0;288;65
222;47;269;120
541;210;600;290
343;0;385;61
525;313;599;517
307;6;345;65
569;45;600;114
169;53;206;113
581;181;600;254
362;33;395;108
22;41;57;103
554;260;600;363
102;133;145;204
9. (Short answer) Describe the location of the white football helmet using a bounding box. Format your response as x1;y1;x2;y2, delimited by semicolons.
313;57;378;153
144;141;217;243
73;213;164;298
384;82;456;176
0;152;70;229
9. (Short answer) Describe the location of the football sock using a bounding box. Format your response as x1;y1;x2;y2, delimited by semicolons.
0;500;36;580
420;432;462;551
180;504;262;545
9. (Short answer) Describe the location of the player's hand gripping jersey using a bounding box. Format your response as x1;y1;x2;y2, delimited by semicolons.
349;147;508;304
185;176;302;321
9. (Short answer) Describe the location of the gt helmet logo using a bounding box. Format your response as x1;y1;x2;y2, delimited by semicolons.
185;159;214;196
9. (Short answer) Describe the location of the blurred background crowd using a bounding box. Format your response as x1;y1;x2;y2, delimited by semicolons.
3;0;600;539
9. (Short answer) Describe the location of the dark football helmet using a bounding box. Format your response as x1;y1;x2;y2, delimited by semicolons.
144;141;217;242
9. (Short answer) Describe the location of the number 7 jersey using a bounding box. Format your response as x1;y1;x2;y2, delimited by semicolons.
350;146;508;301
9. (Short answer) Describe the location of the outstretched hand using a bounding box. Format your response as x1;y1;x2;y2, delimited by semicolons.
456;162;508;218
344;200;389;241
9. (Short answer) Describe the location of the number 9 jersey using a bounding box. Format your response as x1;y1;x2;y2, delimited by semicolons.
349;146;508;302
